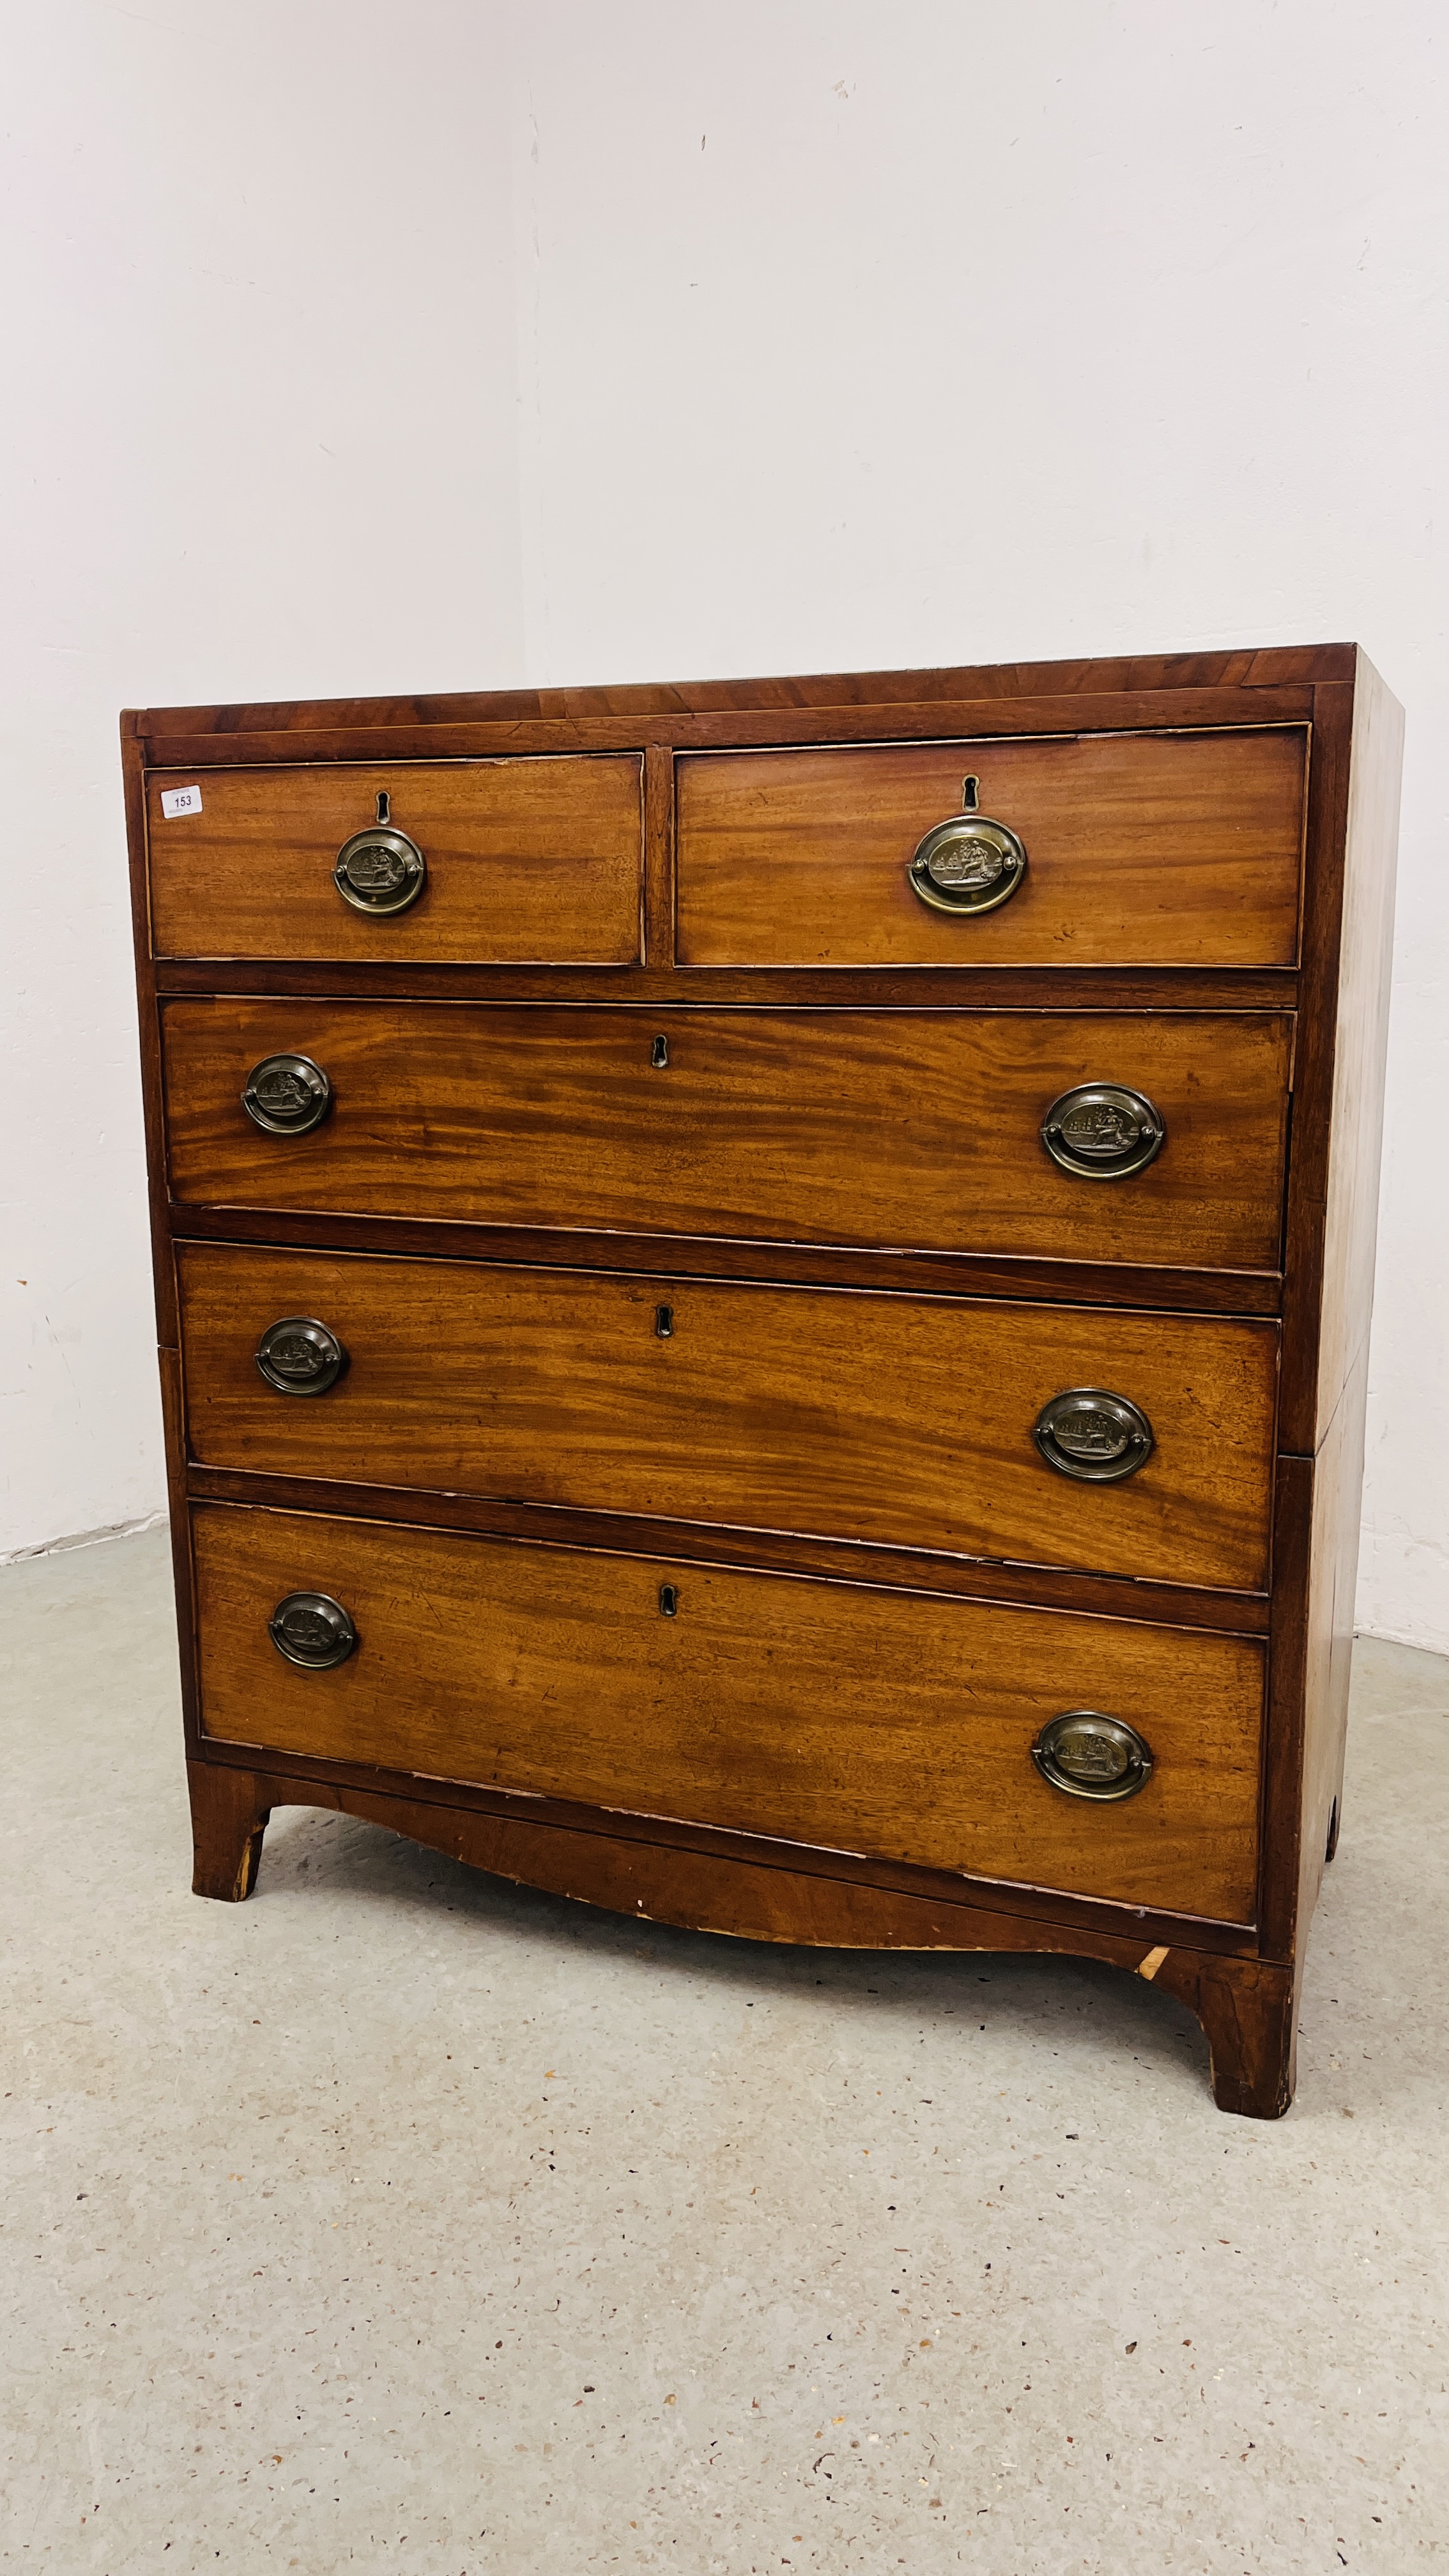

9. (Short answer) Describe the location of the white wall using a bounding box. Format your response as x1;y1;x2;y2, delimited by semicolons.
509;0;1449;1653
4;2;1446;1655
0;1;521;1557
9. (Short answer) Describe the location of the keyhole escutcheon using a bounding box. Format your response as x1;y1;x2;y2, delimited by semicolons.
650;1035;670;1069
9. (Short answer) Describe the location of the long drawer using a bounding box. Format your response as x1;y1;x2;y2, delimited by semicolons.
180;1246;1277;1590
147;757;643;963
162;1003;1294;1275
675;728;1307;967
192;1505;1264;1922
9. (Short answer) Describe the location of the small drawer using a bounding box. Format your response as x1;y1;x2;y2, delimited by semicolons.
675;728;1306;967
162;1002;1294;1278
180;1247;1278;1590
146;756;643;963
192;1505;1264;1923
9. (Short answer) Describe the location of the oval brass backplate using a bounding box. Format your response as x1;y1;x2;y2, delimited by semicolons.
334;825;427;916
241;1053;332;1136
1032;1710;1153;1802
907;802;1027;916
1041;1083;1166;1181
255;1316;346;1396
1033;1388;1154;1483
268;1591;358;1670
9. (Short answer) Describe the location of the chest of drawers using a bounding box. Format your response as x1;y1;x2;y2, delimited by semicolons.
123;646;1402;2117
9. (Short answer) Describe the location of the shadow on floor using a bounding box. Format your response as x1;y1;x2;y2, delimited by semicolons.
254;1796;1215;2096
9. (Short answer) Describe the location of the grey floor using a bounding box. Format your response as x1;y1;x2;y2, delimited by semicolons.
3;1529;1446;2573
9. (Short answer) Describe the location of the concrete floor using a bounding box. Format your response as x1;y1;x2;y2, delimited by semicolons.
3;1528;1447;2573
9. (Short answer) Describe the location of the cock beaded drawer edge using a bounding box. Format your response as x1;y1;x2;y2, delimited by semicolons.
122;644;1404;2119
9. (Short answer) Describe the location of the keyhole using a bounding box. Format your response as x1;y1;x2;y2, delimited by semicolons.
650;1035;669;1069
376;790;390;824
962;774;980;813
655;1305;673;1338
658;1584;678;1618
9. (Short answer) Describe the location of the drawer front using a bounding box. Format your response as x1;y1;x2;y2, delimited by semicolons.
162;1004;1293;1275
181;1248;1277;1590
147;757;643;963
193;1506;1264;1922
676;729;1306;967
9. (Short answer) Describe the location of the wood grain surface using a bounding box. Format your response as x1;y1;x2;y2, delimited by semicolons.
173;1205;1285;1320
146;756;643;963
182;1752;1239;1955
183;1466;1275;1634
179;1245;1279;1590
676;730;1307;967
1294;1344;1371;1951
128;640;1349;744
192;1505;1264;1920
150;956;1303;1016
1303;659;1403;1443
162;1002;1294;1274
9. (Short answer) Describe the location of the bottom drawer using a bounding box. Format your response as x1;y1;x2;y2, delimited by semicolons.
192;1505;1264;1924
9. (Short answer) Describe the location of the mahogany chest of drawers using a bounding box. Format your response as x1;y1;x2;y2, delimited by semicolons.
123;645;1402;2117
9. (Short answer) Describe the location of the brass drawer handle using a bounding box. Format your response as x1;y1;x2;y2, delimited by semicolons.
241;1052;332;1136
334;825;426;916
1032;1710;1153;1802
907;774;1027;917
1041;1084;1165;1181
268;1591;357;1669
1034;1388;1154;1482
255;1316;346;1395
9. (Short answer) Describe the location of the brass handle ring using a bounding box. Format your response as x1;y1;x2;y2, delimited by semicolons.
1032;1710;1153;1802
1034;1388;1154;1483
907;774;1027;917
